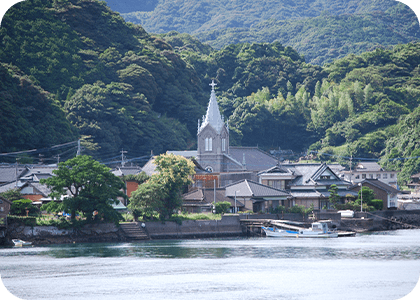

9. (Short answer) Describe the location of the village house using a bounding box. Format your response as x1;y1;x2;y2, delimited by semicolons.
349;178;401;210
258;163;357;210
341;162;398;187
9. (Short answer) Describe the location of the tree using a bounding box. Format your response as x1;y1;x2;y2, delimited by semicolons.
128;154;195;220
128;181;165;221
328;184;340;209
153;154;195;219
10;199;40;216
40;155;126;224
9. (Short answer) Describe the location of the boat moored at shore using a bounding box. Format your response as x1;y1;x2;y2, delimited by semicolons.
262;222;339;238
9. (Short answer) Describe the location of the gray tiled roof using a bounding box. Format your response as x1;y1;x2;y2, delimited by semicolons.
225;179;290;198
355;179;401;194
30;182;51;197
141;157;158;176
167;150;197;158
355;162;382;172
0;166;28;183
0;181;23;193
228;147;279;171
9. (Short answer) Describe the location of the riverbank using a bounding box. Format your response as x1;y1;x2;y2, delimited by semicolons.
3;210;420;245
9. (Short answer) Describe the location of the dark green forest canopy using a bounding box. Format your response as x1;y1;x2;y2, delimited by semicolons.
1;0;420;184
107;0;420;65
0;0;207;159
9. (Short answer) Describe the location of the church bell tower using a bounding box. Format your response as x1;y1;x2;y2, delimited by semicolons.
197;80;229;173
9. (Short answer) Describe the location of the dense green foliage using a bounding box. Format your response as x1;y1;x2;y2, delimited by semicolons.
2;0;420;184
215;201;231;214
0;63;78;153
40;155;126;224
197;4;420;65
111;0;419;65
128;154;195;219
0;0;207;159
10;199;40;216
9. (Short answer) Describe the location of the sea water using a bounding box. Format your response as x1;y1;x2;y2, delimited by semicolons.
1;229;420;300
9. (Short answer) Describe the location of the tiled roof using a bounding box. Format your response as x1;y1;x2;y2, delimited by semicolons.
167;150;197;158
141;157;158;176
30;182;51;197
228;147;279;171
354;179;401;194
0;181;23;193
225;179;290;198
355;162;382;172
0;166;28;182
112;167;142;177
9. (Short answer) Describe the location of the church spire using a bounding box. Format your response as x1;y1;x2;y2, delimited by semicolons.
199;80;224;133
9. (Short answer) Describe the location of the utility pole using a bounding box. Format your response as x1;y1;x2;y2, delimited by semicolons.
15;158;19;188
76;139;81;156
121;149;127;167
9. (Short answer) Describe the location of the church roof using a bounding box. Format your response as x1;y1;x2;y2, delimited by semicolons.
228;147;279;171
199;80;225;133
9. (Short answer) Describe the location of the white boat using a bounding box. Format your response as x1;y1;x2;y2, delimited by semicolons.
262;222;338;238
12;239;32;247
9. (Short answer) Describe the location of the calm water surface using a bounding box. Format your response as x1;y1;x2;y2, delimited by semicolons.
1;229;420;300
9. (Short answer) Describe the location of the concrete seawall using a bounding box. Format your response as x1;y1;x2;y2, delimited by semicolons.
4;211;420;245
144;215;243;239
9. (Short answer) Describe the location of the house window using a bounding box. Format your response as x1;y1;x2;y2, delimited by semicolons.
376;174;381;179
369;174;374;179
205;138;212;151
320;175;330;180
362;174;366;179
390;174;395;179
222;138;226;152
355;175;360;179
383;173;388;179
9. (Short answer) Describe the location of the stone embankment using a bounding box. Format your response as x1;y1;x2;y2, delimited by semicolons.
7;222;126;245
5;211;420;245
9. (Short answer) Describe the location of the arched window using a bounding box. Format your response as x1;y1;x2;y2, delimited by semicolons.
205;166;213;173
205;137;212;151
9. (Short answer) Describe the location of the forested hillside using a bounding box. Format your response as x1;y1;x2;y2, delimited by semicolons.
106;0;420;65
0;0;207;161
2;0;420;185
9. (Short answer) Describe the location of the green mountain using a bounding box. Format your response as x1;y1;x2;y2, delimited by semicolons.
0;0;207;160
2;0;420;185
106;0;420;65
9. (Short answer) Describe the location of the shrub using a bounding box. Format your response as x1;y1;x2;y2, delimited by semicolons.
371;199;383;210
10;199;40;216
215;201;231;214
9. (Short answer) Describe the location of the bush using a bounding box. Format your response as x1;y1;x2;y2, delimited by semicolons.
10;199;40;216
7;215;36;227
215;201;231;214
371;199;383;211
270;206;286;214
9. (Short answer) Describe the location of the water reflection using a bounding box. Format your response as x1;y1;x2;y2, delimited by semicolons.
1;230;420;261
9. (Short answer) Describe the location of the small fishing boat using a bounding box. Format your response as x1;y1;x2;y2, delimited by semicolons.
262;222;338;238
12;239;32;247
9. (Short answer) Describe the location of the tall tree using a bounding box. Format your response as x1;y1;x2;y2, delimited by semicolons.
128;154;195;219
41;155;126;223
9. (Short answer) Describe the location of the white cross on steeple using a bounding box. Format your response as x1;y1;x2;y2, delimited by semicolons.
209;80;217;90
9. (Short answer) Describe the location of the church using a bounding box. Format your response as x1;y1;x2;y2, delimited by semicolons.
168;80;279;186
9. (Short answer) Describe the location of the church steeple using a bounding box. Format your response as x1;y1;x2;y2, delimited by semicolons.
198;80;224;134
196;80;229;173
